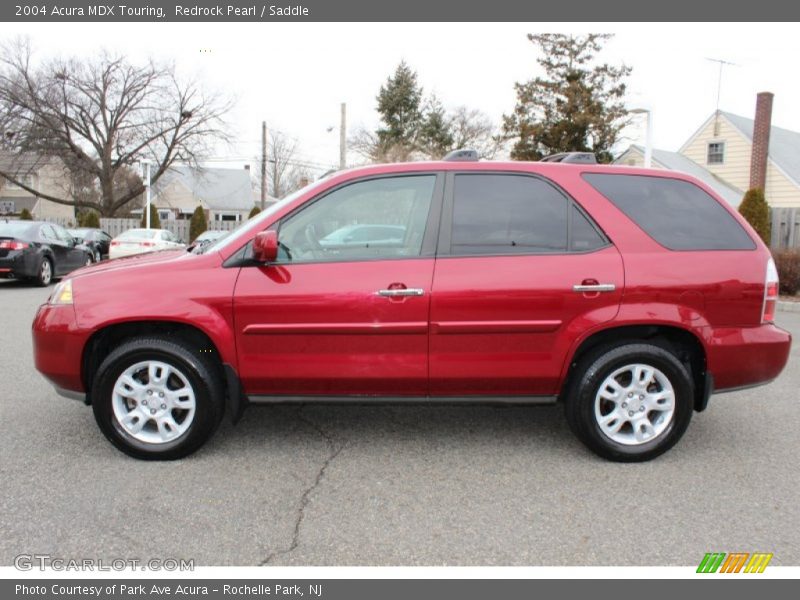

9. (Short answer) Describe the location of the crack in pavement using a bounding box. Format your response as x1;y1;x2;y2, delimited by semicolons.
260;407;346;566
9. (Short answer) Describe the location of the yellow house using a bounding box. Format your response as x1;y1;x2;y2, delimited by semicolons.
680;111;800;208
616;107;800;210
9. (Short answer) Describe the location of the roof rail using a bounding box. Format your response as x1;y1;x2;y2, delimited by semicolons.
540;152;597;164
443;149;480;162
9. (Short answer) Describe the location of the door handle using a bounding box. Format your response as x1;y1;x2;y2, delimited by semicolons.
377;288;425;297
572;283;616;293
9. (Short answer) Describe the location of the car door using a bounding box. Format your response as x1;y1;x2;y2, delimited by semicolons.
429;172;624;397
232;173;443;397
52;224;86;271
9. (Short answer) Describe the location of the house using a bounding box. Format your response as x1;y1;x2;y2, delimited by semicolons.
0;153;76;220
144;166;257;223
616;93;800;211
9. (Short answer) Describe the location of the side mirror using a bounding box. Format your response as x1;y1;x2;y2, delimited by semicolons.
253;230;279;263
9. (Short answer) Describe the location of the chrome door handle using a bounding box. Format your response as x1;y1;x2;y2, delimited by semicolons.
377;288;425;297
573;283;616;293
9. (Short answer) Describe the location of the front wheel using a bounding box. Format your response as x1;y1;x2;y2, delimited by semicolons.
91;336;225;460
564;343;694;462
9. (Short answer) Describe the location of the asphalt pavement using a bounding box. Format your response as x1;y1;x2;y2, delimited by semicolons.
1;278;798;566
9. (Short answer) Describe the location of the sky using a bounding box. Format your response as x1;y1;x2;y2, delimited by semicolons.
6;22;800;174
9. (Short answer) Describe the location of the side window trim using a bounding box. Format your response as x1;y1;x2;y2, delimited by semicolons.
437;170;611;258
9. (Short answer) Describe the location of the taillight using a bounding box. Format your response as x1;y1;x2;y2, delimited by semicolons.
141;241;155;247
763;258;779;323
110;241;119;246
0;240;29;250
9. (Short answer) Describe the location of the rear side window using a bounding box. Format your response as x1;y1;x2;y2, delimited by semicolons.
450;174;607;255
583;174;755;251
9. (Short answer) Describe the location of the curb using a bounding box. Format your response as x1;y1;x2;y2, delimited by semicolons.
778;301;800;313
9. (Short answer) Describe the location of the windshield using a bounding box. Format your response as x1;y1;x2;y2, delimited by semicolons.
202;175;335;255
117;229;158;240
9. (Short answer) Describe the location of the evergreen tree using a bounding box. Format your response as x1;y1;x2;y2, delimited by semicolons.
78;211;100;228
248;206;261;218
502;34;631;163
140;204;161;229
418;95;454;159
189;206;207;242
376;61;424;151
19;208;32;220
739;188;771;244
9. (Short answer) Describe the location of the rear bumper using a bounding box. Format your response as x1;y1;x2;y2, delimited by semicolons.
0;251;39;278
31;303;87;395
706;323;792;391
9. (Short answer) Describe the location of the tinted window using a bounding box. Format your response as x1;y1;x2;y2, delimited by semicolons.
583;174;755;251
278;175;436;263
571;204;607;251
451;174;568;255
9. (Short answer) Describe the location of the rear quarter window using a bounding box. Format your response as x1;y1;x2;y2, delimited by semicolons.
583;173;755;251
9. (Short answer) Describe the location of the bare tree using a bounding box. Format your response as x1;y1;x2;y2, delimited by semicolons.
449;106;502;159
0;38;233;216
252;130;314;199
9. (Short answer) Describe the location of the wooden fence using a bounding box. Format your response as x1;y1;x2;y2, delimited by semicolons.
30;216;240;243
771;207;800;250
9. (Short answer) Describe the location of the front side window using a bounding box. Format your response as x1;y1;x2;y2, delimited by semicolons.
277;175;436;263
707;142;725;165
450;174;574;255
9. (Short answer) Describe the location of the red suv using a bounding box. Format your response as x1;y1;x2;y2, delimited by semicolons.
32;153;791;461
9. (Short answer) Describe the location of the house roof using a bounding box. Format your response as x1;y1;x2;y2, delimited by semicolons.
153;166;254;212
718;111;800;186
617;145;745;208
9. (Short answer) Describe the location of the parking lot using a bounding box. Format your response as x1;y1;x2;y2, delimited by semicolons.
1;278;798;566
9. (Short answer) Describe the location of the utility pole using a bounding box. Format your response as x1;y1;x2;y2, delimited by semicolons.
142;160;152;229
339;102;347;170
261;121;267;210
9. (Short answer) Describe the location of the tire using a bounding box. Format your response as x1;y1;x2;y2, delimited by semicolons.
94;248;101;263
564;343;693;462
35;256;53;286
91;336;225;460
85;253;93;266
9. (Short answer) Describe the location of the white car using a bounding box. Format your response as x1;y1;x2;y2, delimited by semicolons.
109;228;185;259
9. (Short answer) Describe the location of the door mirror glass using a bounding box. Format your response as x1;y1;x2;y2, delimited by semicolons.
253;230;279;263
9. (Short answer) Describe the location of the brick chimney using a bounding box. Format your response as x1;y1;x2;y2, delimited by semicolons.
749;91;773;191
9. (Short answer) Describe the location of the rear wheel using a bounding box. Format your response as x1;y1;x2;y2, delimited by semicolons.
35;257;53;286
91;336;224;460
564;343;693;462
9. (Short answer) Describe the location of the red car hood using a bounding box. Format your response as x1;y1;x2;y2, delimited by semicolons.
70;249;189;278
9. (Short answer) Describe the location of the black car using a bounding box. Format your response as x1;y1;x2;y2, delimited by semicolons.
68;227;112;262
0;221;93;286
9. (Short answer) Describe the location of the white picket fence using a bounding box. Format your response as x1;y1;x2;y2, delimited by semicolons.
29;216;240;243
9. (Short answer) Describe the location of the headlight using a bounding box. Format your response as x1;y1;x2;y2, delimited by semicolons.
49;279;73;305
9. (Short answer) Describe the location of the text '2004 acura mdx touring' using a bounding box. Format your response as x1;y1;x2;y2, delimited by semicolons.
32;151;791;461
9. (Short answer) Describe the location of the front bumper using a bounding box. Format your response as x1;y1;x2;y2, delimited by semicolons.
32;302;86;396
706;323;792;391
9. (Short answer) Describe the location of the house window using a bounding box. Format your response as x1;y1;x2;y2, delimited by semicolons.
214;212;240;222
4;174;35;190
707;142;725;165
158;209;173;221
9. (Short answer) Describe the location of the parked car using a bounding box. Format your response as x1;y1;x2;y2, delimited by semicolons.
68;228;112;262
0;221;93;286
109;228;185;259
319;224;405;247
32;152;791;461
188;229;229;254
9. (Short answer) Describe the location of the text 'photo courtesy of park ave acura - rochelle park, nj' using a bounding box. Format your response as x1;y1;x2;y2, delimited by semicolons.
0;4;799;595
